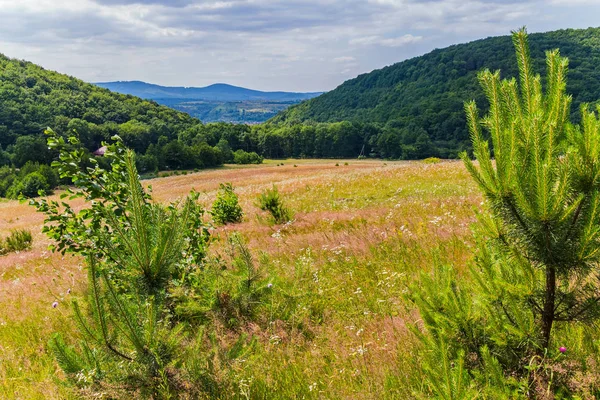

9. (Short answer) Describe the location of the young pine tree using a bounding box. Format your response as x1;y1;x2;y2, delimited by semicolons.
32;130;211;397
461;27;600;351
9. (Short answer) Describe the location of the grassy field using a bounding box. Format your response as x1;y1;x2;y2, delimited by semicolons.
0;159;482;399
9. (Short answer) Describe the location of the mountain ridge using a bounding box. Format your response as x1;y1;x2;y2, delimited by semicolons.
94;80;323;102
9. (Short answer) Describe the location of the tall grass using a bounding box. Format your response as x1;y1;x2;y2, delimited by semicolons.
0;229;33;255
1;160;484;398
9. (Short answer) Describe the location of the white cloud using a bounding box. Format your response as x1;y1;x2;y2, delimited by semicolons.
350;34;422;47
0;0;597;91
334;56;356;62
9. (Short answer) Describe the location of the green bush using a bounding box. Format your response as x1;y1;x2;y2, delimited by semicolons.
32;130;217;398
0;166;17;197
257;185;292;224
174;233;273;329
422;157;441;164
36;164;59;189
135;153;158;173
211;183;244;225
0;162;59;199
233;149;263;165
7;172;50;198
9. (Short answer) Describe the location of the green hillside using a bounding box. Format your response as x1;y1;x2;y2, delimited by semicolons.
0;53;200;153
272;27;600;154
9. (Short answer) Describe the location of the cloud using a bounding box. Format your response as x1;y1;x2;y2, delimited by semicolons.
91;0;196;6
334;56;356;63
350;34;422;47
0;0;597;91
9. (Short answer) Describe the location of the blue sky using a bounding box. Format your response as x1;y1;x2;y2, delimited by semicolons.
0;0;598;92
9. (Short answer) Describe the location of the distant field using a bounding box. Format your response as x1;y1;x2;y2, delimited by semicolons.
0;159;481;399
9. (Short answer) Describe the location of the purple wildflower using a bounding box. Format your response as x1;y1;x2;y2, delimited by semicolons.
52;301;59;308
67;288;71;295
559;347;566;353
267;283;273;289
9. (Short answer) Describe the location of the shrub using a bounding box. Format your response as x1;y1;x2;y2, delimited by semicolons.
36;164;59;189
216;233;272;328
216;139;234;163
257;185;292;224
211;183;244;225
31;130;214;397
7;172;50;198
422;157;441;164
135;153;158;173
233;149;263;165
0;166;17;197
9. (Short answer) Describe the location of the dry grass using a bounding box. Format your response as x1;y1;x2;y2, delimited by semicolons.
0;159;481;398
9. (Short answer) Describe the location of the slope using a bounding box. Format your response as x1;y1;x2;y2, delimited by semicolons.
272;27;600;152
0;54;201;152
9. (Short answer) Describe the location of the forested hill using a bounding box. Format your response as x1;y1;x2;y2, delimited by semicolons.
272;27;600;155
0;53;201;153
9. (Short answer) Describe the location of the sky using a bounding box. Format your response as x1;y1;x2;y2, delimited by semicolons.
0;0;599;92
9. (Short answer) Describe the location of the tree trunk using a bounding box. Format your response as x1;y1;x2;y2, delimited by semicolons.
541;265;557;350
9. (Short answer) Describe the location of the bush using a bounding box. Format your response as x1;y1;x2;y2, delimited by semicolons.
233;150;263;165
135;153;158;173
211;183;244;225
0;166;17;197
7;172;50;198
32;130;215;398
257;185;292;224
0;162;59;199
0;229;33;255
36;164;59;189
422;157;441;164
216;139;234;163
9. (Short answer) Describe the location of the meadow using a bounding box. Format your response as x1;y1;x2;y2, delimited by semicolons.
0;159;481;399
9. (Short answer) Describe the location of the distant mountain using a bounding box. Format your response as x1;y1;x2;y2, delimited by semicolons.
93;81;323;123
94;81;323;102
272;27;600;156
